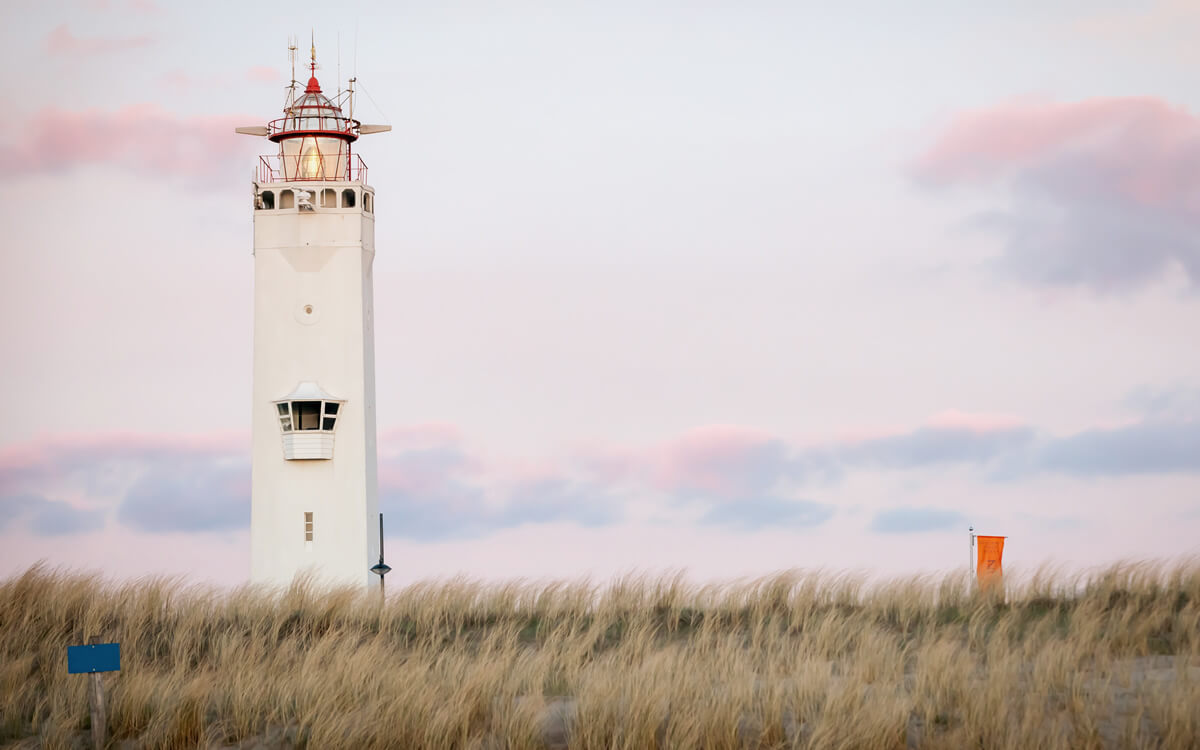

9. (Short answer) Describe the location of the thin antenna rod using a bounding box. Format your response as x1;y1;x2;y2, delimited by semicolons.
310;29;317;78
379;513;385;564
350;19;359;124
287;35;298;114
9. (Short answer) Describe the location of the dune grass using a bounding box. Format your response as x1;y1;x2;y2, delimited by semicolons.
1;560;1198;749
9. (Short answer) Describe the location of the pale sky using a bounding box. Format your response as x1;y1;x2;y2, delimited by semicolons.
1;0;1198;586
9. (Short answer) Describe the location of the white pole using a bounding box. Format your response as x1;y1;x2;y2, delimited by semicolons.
968;525;975;577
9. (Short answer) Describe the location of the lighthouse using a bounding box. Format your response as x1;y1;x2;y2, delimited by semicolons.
236;43;390;587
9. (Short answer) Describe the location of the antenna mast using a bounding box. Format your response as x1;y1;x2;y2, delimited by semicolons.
349;20;358;124
286;35;298;112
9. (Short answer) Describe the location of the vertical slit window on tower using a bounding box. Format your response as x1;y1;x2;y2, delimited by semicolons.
304;512;313;542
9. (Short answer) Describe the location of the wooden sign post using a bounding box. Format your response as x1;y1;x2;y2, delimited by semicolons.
68;636;121;750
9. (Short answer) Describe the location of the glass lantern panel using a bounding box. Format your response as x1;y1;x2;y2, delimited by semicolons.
297;136;323;180
280;138;302;180
324;402;339;415
316;137;346;180
322;417;336;431
279;135;347;181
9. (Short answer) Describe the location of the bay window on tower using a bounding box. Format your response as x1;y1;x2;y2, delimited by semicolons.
273;382;344;460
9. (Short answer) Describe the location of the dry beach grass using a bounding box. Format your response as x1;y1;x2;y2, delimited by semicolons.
1;561;1198;749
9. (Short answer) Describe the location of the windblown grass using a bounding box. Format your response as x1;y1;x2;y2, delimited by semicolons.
1;560;1198;749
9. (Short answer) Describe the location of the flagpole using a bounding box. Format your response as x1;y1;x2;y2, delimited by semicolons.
968;525;975;578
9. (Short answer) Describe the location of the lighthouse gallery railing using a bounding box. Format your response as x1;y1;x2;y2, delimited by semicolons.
256;154;368;185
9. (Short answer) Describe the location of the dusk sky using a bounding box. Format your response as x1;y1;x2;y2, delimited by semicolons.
2;0;1199;586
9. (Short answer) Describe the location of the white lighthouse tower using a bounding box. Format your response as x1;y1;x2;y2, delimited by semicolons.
237;43;390;588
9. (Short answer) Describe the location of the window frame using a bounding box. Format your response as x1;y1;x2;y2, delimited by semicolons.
273;398;344;434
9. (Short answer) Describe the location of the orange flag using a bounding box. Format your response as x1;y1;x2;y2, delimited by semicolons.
976;535;1005;589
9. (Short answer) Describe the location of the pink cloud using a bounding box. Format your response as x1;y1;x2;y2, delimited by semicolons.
912;97;1200;208
645;425;781;495
378;424;789;499
0;104;259;183
46;24;152;55
377;451;482;495
912;96;1200;291
377;423;480;494
0;431;246;493
160;69;193;89
582;425;786;497
1;413;1194;557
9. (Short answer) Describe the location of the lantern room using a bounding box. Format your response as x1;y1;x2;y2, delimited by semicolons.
235;44;390;185
268;74;356;181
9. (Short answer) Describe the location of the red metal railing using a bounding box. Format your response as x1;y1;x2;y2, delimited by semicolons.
256;154;368;184
266;116;355;140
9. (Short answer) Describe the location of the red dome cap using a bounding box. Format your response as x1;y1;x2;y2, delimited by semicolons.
305;75;322;94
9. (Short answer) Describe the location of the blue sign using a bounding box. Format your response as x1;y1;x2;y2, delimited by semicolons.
67;643;121;674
